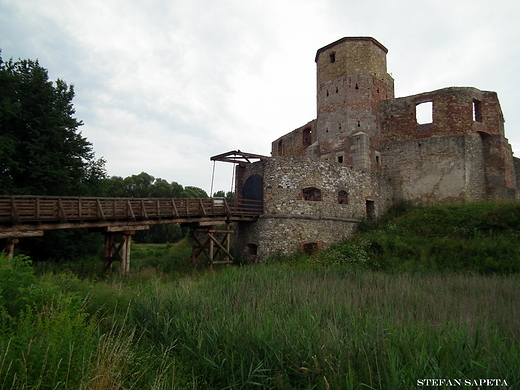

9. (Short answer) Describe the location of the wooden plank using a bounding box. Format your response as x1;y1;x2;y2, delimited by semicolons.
10;198;20;224
96;199;106;220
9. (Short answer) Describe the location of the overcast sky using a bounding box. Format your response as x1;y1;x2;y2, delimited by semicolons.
1;0;519;195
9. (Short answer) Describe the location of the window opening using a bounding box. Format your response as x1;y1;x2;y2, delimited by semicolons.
302;187;322;201
329;52;336;63
416;102;433;124
278;140;284;155
375;155;380;166
338;190;349;204
302;127;312;147
355;84;359;90
473;100;482;122
337;156;343;163
246;243;258;256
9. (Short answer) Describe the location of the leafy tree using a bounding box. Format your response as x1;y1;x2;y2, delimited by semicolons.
182;186;208;198
0;54;107;260
0;54;106;195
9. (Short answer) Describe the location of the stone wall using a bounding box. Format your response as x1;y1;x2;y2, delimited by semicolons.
234;156;395;261
382;135;487;204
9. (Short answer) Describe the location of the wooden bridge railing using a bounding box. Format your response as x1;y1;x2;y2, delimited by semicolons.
0;196;263;227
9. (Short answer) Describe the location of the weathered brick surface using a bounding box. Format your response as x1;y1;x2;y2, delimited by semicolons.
379;88;505;142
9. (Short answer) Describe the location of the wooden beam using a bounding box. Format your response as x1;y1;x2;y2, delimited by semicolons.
0;230;44;239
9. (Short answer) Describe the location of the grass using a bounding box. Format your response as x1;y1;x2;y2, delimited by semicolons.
2;201;519;389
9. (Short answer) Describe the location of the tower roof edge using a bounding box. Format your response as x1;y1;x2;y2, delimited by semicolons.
315;37;388;62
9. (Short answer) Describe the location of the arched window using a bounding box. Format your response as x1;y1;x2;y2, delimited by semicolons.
302;187;322;201
338;190;349;204
303;242;318;255
243;175;263;201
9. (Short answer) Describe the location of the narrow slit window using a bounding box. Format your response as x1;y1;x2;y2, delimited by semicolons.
329;52;336;63
473;100;482;122
416;102;433;124
302;127;312;147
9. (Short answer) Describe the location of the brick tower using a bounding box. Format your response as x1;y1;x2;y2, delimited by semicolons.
314;37;394;169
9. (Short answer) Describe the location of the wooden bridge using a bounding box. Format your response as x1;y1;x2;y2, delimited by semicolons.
0;195;263;271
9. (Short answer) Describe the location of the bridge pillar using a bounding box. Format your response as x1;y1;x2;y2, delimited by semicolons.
188;222;234;268
103;230;135;274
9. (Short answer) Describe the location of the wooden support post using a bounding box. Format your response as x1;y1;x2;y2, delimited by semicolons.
120;232;132;274
103;230;135;274
5;238;19;260
208;230;214;268
103;234;116;271
189;225;234;266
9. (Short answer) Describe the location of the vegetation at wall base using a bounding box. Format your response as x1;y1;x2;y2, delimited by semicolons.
315;201;520;274
1;201;519;389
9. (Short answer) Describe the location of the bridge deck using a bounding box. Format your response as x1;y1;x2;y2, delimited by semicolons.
0;196;262;237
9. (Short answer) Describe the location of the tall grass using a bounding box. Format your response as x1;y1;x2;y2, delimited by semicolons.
0;253;194;389
126;266;519;389
5;202;520;389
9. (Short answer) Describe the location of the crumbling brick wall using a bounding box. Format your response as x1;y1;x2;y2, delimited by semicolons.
379;87;516;202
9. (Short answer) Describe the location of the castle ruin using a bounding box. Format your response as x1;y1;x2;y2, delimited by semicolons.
221;37;518;261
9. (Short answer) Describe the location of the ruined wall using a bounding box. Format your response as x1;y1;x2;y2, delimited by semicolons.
234;156;395;261
380;87;516;202
271;120;317;157
380;87;504;142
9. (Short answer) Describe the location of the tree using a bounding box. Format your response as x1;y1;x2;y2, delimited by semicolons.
0;54;106;195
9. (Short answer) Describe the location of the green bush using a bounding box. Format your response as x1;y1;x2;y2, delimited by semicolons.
0;253;38;316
